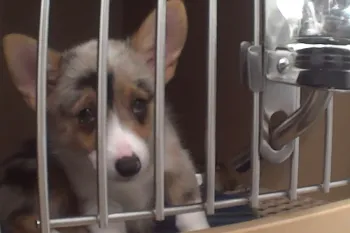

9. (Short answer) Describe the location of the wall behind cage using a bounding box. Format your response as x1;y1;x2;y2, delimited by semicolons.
2;0;350;202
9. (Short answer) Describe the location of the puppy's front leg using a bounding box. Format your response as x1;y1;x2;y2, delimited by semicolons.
165;149;210;232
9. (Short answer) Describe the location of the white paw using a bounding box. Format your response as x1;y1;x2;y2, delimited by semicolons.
176;211;210;232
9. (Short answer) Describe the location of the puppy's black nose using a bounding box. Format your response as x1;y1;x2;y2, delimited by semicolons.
115;154;141;177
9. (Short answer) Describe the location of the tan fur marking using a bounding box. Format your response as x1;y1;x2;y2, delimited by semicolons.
54;88;97;153
76;130;96;153
114;76;154;140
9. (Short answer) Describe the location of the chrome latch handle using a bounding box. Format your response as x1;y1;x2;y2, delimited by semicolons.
270;89;332;151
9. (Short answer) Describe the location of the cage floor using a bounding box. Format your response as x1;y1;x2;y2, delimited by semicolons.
0;188;328;233
257;195;328;218
155;186;329;233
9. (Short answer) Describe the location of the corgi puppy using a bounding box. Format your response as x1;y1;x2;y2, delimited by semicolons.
3;0;210;232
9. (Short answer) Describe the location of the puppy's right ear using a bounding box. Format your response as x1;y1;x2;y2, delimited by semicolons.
3;34;61;109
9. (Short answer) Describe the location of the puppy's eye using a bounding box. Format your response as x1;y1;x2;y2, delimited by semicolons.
77;108;96;126
131;98;148;124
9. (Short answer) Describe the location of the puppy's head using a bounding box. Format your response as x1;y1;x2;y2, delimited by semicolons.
3;0;188;181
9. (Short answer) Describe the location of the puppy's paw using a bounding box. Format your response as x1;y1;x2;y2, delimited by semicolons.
176;211;210;232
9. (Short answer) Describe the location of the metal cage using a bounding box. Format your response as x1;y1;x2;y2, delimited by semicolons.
5;0;350;232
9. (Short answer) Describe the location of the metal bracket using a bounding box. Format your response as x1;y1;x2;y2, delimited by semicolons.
240;41;265;92
240;43;331;164
264;49;332;152
260;82;300;163
259;49;301;163
240;43;298;163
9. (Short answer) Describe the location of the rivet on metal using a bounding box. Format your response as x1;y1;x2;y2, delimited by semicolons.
277;57;290;73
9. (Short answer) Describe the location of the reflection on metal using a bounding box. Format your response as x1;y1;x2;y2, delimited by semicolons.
276;0;350;40
265;0;350;90
259;77;301;163
270;90;332;150
250;0;346;164
238;1;346;163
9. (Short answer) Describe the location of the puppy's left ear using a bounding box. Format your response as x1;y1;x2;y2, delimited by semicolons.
130;0;188;83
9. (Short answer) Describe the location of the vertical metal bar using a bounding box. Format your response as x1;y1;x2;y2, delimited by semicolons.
250;93;261;208
323;96;334;193
289;138;300;200
154;0;167;221
250;0;262;209
205;0;217;215
97;0;111;228
254;0;263;45
36;0;51;232
289;93;301;200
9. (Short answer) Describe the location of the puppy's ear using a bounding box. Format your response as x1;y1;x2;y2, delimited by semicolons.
3;34;61;109
130;0;188;83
